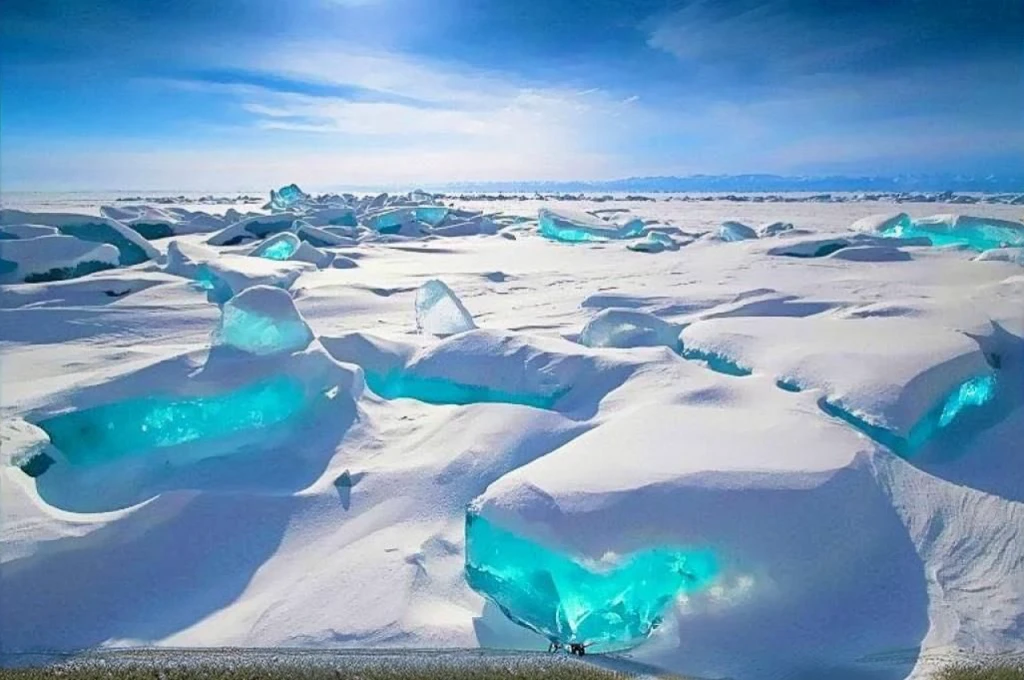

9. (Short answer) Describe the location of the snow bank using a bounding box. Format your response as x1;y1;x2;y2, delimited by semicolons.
166;239;313;302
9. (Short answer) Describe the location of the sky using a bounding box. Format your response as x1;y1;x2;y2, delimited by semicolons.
2;0;1022;191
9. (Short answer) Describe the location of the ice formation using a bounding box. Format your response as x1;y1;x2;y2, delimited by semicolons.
821;373;999;458
166;240;313;303
0;235;119;284
289;241;334;268
579;309;682;350
627;231;678;253
538;208;644;243
366;372;562;409
414;279;477;336
207;214;299;246
36;376;309;468
270;183;309;211
759;221;794;237
679;345;753;376
465;511;718;650
213;285;314;356
250;232;300;261
858;213;1024;251
0;210;159;265
718;221;758;242
975;247;1024;265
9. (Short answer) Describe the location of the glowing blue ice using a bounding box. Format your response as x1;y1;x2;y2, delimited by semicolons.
415;279;476;336
413;205;449;226
538;209;644;243
881;216;1024;252
465;512;718;651
213;286;313;356
36;376;310;468
822;373;999;457
252;233;300;261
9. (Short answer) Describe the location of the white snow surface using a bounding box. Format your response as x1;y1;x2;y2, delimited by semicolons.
1;194;1023;680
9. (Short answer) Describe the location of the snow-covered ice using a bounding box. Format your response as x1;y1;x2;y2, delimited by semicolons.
2;191;1023;680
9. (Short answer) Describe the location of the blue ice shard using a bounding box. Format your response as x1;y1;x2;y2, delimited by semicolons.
251;232;300;261
414;279;476;336
213;285;314;356
35;376;310;468
365;372;563;409
413;205;449;226
270;184;309;211
679;346;752;376
465;512;718;651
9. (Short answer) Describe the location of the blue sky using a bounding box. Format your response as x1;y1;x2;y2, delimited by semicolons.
2;0;1022;190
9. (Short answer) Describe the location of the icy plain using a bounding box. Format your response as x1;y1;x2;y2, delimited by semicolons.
1;189;1023;680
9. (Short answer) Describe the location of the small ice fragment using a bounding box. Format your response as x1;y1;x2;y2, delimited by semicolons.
250;233;300;261
718;221;758;242
414;279;476;336
213;285;314;356
759;221;794;237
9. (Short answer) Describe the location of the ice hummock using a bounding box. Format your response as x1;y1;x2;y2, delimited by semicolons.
465;511;718;651
213;285;314;356
0;210;159;265
166;240;314;303
0;235;119;284
718;221;759;242
414;279;477;336
855;213;1024;252
538;208;644;243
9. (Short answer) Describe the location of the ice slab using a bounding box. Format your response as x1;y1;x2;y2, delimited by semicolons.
290;241;334;268
414;279;476;336
538;208;644;243
304;207;358;228
0;224;60;239
465;511;718;650
0;210;158;265
35;375;311;469
579;309;682;350
213;285;313;356
250;233;300;261
862;213;1024;252
166;240;313;303
0;235;119;284
718;221;758;242
678;345;752;376
294;220;353;247
759;221;794;237
975;247;1024;265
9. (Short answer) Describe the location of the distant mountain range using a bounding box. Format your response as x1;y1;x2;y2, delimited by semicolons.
427;174;1024;194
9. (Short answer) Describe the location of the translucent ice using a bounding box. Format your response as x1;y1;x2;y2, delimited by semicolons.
465;512;718;651
875;214;1024;252
270;183;309;211
679;346;752;376
718;221;758;242
538;208;644;243
413;205;449;226
36;376;309;468
251;233;300;261
822;373;999;458
579;309;682;350
414;279;476;336
213;285;314;356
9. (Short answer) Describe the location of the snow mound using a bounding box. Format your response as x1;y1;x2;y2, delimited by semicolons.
578;308;682;350
100;205;226;238
0;209;159;265
213;285;314;356
538;208;644;243
0;235;119;284
851;212;911;233
758;221;794;237
627;231;679;253
0;224;60;239
415;279;477;336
